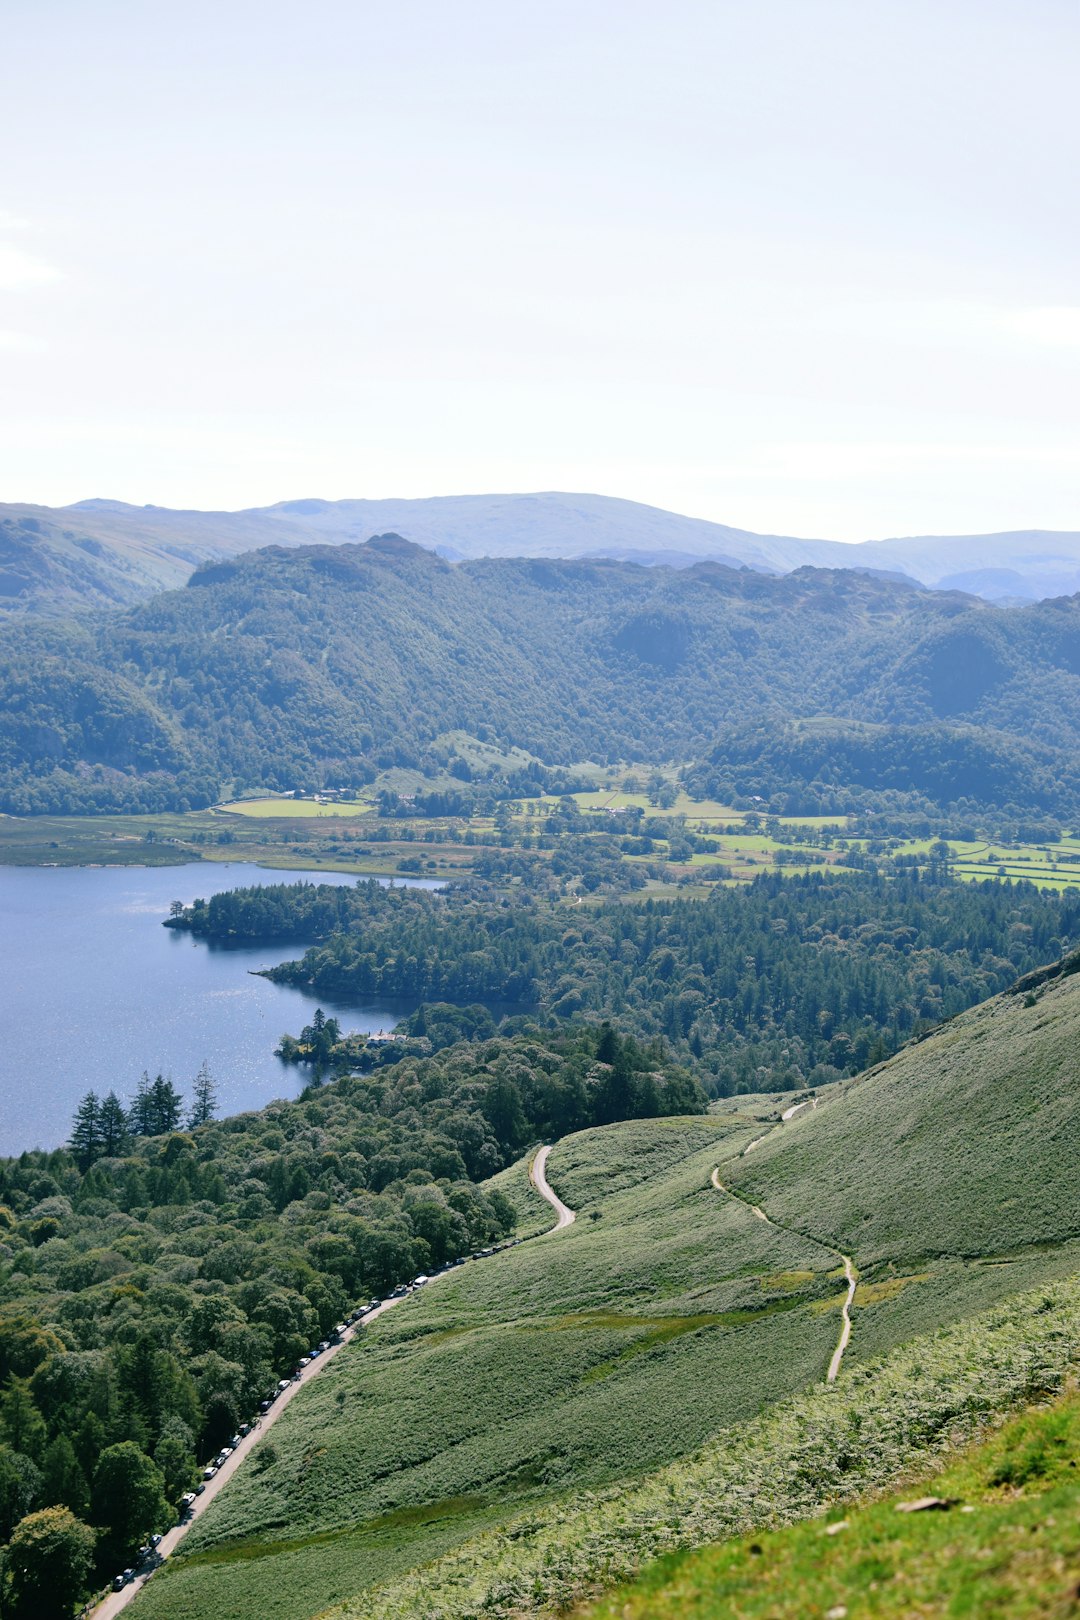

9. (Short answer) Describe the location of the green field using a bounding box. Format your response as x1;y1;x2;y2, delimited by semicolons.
128;960;1080;1620
219;797;374;819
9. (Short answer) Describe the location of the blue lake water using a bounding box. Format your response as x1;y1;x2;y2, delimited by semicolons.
0;863;440;1156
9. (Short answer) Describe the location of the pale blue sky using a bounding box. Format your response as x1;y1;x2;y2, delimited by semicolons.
2;0;1078;538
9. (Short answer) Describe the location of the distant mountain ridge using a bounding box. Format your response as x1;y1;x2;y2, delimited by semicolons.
3;491;1080;614
3;535;1080;818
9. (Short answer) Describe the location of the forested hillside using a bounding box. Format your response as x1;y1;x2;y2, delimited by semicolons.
4;536;1080;817
172;871;1080;1095
6;494;1080;616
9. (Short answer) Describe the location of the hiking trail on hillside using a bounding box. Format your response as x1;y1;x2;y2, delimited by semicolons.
710;1165;856;1383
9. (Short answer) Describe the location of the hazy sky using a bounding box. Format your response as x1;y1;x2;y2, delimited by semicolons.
2;0;1078;539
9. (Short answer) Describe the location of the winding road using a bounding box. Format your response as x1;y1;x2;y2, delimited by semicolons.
710;1165;857;1383
531;1143;577;1229
91;1148;576;1620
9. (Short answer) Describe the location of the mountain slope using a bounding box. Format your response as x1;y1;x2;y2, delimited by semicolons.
4;538;1080;815
126;953;1080;1620
5;491;1080;613
729;952;1080;1266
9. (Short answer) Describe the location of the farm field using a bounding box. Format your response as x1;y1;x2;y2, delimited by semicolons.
219;796;373;819
5;775;1080;898
128;959;1080;1620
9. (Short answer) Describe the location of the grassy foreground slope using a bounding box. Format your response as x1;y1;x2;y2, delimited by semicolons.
128;1116;845;1620
583;1383;1080;1620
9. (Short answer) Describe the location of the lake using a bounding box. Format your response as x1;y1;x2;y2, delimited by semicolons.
0;863;442;1157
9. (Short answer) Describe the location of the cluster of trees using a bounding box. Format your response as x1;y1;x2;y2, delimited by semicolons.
68;1068;219;1171
0;1025;698;1612
200;871;1080;1097
4;537;1080;818
173;881;541;1004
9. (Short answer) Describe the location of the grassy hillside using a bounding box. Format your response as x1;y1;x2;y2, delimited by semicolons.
127;942;1080;1620
127;1116;848;1620
728;950;1080;1269
5;534;1080;816
583;1383;1080;1620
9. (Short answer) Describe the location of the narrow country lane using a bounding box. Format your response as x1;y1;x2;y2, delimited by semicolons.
531;1143;577;1228
88;1281;426;1620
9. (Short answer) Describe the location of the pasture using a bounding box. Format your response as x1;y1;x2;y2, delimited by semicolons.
219;796;373;818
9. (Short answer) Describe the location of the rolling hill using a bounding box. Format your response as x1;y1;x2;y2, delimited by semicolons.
124;952;1080;1620
4;491;1080;614
4;536;1080;818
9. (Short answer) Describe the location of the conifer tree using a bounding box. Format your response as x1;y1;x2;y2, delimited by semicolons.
68;1093;101;1171
98;1091;130;1156
188;1061;218;1128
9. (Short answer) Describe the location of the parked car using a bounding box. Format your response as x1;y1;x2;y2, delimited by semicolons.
180;1492;197;1514
112;1573;128;1591
202;1465;217;1481
194;1482;205;1496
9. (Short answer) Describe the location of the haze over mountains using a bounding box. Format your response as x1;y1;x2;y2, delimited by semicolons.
3;491;1080;615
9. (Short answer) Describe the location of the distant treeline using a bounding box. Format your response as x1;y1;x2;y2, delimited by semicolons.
180;871;1080;1095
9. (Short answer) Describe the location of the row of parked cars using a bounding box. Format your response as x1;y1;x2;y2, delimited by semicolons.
106;1246;522;1596
110;1535;162;1590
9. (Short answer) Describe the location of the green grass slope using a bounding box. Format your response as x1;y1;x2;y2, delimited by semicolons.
729;955;1080;1270
583;1383;1080;1620
127;965;1080;1620
128;1116;846;1620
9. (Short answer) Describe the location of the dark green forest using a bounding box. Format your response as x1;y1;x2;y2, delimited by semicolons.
171;871;1080;1095
4;537;1080;817
0;1026;697;1607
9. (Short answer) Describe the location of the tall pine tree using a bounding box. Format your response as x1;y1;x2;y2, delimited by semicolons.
188;1062;218;1128
68;1094;101;1171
